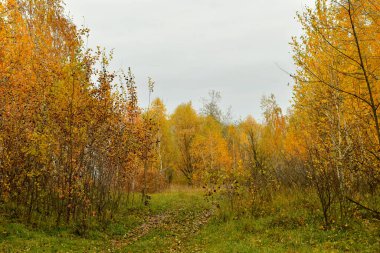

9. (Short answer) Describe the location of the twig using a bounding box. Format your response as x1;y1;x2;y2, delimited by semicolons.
345;196;380;219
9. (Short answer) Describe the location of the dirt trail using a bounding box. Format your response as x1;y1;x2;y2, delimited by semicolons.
167;209;213;252
112;208;214;252
112;213;170;248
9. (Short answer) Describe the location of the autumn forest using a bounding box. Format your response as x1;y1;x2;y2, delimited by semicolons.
0;0;379;252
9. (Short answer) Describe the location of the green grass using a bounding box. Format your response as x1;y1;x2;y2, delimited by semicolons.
0;187;379;252
0;222;106;252
181;190;380;253
183;212;379;252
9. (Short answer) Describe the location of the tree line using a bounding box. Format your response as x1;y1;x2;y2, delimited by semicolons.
1;0;379;230
0;0;160;229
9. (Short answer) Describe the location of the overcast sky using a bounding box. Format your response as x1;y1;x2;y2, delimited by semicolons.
64;0;313;121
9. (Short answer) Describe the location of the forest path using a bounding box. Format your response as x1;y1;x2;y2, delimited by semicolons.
112;188;214;252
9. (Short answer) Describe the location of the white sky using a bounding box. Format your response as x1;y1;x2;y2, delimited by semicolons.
64;0;313;121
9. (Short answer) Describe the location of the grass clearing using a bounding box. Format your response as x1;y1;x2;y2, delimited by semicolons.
0;186;379;252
